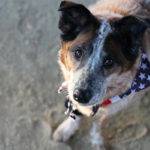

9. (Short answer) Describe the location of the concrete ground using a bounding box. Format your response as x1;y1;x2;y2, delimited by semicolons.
0;0;150;150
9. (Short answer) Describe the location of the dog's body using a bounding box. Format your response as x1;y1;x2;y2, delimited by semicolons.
53;0;150;149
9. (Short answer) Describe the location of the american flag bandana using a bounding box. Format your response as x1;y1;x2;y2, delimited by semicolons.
102;49;150;106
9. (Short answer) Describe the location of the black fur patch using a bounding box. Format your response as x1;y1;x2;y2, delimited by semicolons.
113;16;150;62
58;1;99;41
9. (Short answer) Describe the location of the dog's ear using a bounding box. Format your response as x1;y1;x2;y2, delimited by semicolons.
114;16;150;61
58;1;99;41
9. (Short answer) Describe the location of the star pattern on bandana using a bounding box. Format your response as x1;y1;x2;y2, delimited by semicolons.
142;53;147;59
139;83;145;89
131;89;136;93
148;75;150;81
139;73;146;80
141;63;148;70
118;50;150;100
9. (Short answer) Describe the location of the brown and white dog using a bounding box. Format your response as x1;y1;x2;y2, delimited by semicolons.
53;0;150;149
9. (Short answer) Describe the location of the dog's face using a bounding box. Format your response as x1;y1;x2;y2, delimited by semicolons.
58;1;149;106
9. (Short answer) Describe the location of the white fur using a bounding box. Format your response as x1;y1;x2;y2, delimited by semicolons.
90;122;103;147
53;116;81;142
88;20;111;71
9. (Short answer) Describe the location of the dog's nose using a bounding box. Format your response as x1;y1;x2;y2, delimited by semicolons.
73;88;92;103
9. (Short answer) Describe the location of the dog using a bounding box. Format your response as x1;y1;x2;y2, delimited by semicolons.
53;0;150;149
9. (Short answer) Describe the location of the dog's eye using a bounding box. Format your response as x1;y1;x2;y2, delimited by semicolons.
103;56;114;68
74;48;83;59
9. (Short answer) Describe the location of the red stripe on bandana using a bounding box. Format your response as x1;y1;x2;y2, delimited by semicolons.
102;99;112;105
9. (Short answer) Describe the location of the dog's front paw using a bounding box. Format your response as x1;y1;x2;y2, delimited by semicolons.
53;117;80;142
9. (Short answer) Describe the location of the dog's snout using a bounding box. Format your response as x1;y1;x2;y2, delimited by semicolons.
73;88;92;103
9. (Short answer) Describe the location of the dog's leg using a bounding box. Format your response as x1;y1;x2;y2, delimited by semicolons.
53;116;81;142
90;115;109;150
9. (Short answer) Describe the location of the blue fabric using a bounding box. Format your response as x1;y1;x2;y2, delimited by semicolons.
120;49;150;99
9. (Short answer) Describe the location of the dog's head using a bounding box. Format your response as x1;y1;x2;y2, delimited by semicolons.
58;1;150;106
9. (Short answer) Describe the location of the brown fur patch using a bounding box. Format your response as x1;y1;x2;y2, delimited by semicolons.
59;26;98;80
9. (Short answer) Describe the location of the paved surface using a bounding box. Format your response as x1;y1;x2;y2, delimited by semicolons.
0;0;150;150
